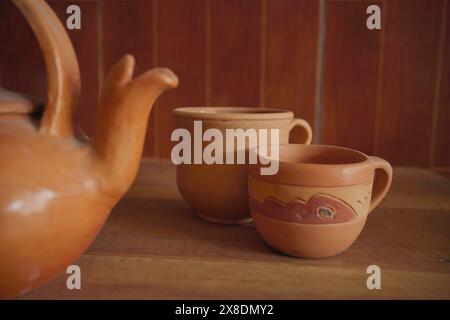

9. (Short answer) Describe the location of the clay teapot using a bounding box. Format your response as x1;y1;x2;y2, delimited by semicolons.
0;0;178;298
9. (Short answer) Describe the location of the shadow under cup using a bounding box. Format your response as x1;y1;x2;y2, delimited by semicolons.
249;144;393;258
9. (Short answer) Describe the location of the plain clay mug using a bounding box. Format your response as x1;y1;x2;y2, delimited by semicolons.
173;107;312;224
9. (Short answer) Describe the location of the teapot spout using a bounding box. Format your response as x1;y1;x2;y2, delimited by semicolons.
93;54;178;195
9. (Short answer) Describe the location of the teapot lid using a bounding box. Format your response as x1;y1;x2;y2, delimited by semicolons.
0;86;43;114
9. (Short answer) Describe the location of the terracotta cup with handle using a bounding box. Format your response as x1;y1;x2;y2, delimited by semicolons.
249;144;393;258
173;107;312;224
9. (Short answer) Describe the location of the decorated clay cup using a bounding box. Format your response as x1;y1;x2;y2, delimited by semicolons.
249;144;393;258
173;107;312;224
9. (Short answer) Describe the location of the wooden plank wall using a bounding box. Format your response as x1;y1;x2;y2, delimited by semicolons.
0;0;448;177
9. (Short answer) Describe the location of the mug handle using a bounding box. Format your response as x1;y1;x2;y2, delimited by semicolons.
368;156;393;214
288;118;313;145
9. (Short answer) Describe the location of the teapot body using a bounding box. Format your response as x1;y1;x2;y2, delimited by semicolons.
0;116;115;297
0;0;178;298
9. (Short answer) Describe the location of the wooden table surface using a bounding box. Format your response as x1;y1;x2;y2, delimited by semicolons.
24;159;450;299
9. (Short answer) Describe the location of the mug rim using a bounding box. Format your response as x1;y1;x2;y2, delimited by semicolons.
251;144;375;187
173;106;294;120
260;144;370;167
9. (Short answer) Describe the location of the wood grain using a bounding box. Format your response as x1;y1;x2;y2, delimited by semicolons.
21;253;450;299
209;0;262;106
85;200;450;275
154;0;207;157
265;0;319;143
321;0;381;154
22;160;450;299
374;0;444;166
433;0;450;167
103;0;155;156
437;171;450;180
383;167;450;210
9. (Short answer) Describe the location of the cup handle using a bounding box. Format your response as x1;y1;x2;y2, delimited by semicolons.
368;156;393;214
288;118;312;145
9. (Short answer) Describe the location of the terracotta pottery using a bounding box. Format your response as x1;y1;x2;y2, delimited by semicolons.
0;0;178;298
249;144;393;258
173;107;312;224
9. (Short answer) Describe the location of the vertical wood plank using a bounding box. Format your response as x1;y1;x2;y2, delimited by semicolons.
103;0;154;156
265;0;319;143
155;0;207;158
433;0;450;167
375;0;443;166
321;0;381;154
210;0;262;106
48;0;100;138
0;1;46;99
